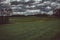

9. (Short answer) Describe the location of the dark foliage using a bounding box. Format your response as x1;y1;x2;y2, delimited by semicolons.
53;8;60;18
11;15;26;17
0;16;9;24
33;14;48;17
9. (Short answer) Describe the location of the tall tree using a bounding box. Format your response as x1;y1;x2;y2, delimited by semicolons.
53;8;60;18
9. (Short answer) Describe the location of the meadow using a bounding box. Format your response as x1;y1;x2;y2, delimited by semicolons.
0;16;60;40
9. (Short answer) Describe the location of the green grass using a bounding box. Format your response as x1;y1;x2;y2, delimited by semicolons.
0;17;60;40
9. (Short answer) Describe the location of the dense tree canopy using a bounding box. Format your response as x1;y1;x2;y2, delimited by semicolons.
53;8;60;17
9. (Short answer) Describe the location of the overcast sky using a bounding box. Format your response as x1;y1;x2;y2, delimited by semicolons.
5;0;42;2
3;0;60;15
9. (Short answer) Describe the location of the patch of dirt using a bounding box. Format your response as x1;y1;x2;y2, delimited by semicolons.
52;32;60;40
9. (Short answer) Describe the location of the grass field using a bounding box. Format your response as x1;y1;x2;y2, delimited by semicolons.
0;17;60;40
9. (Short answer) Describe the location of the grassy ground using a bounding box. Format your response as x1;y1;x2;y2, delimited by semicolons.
0;16;60;40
